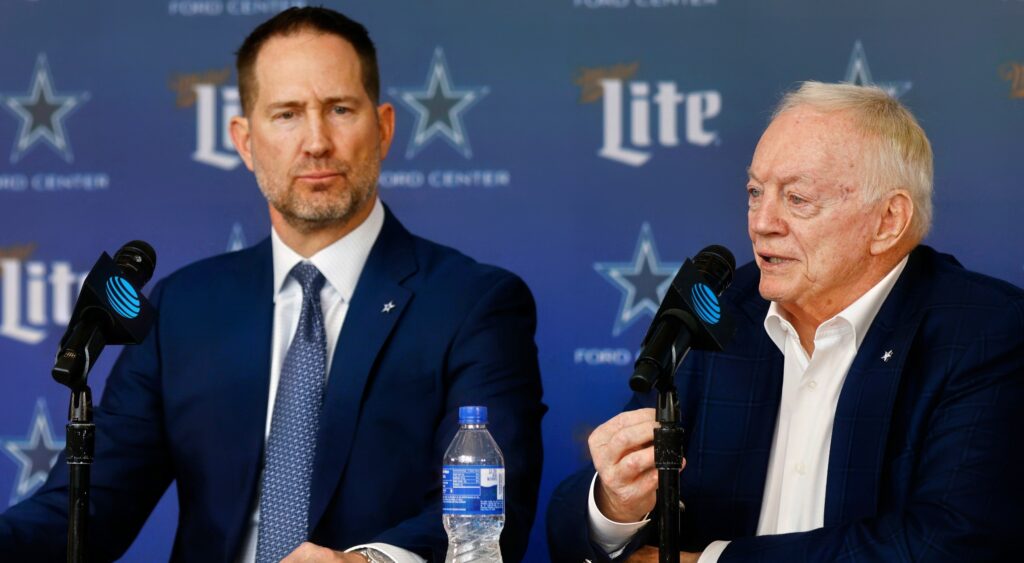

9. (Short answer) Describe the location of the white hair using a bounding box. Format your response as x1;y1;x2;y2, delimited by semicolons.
774;81;934;240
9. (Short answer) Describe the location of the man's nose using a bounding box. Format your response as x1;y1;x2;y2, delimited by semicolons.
303;113;333;157
748;193;787;236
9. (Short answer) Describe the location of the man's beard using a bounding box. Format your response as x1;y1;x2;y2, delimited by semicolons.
254;154;379;234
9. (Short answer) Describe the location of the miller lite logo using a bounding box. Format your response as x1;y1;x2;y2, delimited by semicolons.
1000;62;1024;99
576;63;722;167
169;67;242;170
0;249;87;345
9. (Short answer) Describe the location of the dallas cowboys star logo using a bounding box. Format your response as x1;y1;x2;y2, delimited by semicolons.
844;41;912;99
388;47;489;159
1;53;90;163
227;222;247;252
595;223;682;337
1;398;65;506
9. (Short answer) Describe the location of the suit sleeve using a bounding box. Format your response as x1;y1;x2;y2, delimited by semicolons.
547;465;660;563
0;282;175;562
368;271;546;562
718;298;1024;562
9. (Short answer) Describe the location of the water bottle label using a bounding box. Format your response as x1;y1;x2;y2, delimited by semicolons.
442;465;505;515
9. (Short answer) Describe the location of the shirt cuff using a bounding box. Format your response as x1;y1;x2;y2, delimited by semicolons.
346;543;426;563
697;540;730;563
587;472;651;557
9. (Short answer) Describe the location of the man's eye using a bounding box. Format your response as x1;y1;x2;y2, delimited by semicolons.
332;106;349;115
277;111;294;120
787;193;807;205
747;187;762;199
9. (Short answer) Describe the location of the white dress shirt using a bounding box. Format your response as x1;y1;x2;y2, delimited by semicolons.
236;198;424;563
588;257;908;561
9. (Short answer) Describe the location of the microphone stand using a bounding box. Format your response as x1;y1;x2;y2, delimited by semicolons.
66;387;94;563
48;241;158;563
631;314;690;563
653;376;684;563
629;248;737;562
53;324;105;563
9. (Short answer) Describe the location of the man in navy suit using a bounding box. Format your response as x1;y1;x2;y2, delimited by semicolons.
0;8;544;562
548;82;1024;562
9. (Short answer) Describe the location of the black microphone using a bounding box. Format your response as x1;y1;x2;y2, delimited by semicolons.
52;241;158;390
630;245;736;393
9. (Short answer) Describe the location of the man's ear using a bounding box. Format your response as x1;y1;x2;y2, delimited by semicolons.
229;115;255;172
870;189;914;255
376;102;395;160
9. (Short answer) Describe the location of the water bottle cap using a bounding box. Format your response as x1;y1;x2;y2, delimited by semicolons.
459;405;487;424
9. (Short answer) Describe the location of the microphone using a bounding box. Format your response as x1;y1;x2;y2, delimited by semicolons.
52;241;158;390
630;245;736;393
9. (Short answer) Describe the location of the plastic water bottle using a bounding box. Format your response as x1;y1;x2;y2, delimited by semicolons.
443;406;505;563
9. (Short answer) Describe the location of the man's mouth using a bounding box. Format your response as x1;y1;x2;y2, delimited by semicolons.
298;171;341;180
758;253;794;265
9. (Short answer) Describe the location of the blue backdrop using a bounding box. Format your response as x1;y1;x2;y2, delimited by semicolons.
1;1;1022;560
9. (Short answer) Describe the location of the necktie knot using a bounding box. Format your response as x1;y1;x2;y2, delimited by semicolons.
290;262;326;298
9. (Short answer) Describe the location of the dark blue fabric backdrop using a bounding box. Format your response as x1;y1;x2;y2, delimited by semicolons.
1;1;1021;560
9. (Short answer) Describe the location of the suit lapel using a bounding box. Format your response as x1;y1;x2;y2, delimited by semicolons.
212;239;275;557
824;248;930;525
732;287;784;535
308;209;418;527
688;271;783;538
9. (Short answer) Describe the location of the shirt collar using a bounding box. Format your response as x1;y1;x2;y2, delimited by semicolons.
270;197;385;303
763;255;909;353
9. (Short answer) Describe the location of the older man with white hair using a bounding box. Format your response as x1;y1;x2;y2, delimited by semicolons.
548;81;1024;562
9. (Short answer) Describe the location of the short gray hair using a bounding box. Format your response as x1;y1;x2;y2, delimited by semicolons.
773;81;934;240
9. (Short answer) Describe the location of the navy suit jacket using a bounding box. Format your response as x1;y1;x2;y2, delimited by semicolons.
548;246;1024;562
0;208;545;562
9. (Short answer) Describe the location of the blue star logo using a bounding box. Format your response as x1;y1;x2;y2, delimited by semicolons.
844;40;912;99
1;398;65;506
595;223;682;337
388;47;489;159
227;222;247;252
1;53;90;163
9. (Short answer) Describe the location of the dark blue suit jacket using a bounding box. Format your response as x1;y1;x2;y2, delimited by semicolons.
548;246;1024;562
0;208;545;562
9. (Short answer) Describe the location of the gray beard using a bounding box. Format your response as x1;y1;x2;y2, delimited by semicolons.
270;185;374;235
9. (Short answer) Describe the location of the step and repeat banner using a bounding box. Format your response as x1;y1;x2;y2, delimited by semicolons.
1;1;1021;560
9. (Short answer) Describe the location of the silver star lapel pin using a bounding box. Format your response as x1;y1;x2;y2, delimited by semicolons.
881;350;893;363
382;301;396;314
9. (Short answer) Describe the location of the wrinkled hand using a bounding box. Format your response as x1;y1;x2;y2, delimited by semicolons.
281;542;368;562
624;545;701;563
589;408;685;523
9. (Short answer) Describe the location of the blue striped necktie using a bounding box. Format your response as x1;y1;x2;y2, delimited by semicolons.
256;262;328;563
